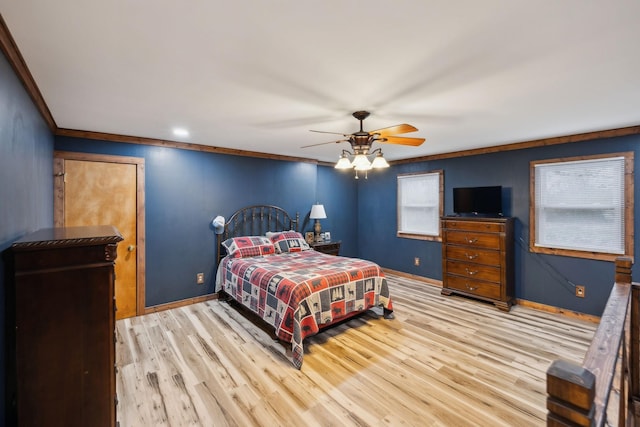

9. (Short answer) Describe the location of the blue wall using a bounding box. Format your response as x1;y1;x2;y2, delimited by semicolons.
56;133;640;317
54;137;359;307
315;165;359;257
358;135;640;316
0;52;55;423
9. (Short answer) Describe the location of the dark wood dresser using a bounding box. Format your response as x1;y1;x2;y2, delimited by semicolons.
6;225;123;427
441;217;514;311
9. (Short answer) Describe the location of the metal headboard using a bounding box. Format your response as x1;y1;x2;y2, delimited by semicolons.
216;205;299;265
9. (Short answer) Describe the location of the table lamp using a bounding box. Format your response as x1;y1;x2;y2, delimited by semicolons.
309;204;327;242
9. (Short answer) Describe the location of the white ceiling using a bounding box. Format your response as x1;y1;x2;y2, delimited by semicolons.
2;1;639;162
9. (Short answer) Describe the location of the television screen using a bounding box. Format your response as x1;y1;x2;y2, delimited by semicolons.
453;186;502;216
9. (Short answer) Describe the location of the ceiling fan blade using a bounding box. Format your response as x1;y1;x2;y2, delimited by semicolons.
309;129;350;136
379;135;426;146
301;139;349;148
369;124;418;137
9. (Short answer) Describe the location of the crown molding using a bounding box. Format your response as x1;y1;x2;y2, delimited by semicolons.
391;124;640;165
56;128;319;164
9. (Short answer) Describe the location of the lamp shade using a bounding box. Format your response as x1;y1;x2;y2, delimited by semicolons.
309;204;327;219
354;162;372;171
335;155;352;169
371;152;390;168
352;154;371;169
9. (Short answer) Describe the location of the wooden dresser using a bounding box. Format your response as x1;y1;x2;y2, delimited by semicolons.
6;225;123;427
441;217;514;311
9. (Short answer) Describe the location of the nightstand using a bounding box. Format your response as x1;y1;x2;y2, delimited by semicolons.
310;240;341;256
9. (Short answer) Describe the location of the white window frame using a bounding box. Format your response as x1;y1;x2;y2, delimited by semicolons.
530;152;634;261
397;170;444;241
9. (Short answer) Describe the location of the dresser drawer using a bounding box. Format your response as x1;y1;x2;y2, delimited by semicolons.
445;275;502;300
445;230;501;249
446;260;501;283
445;245;501;265
443;220;504;233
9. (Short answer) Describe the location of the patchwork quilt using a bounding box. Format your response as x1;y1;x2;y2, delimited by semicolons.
215;250;393;368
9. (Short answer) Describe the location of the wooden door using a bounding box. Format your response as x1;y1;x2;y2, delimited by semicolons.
54;152;145;319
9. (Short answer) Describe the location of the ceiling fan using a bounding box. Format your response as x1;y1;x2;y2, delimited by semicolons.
302;111;425;178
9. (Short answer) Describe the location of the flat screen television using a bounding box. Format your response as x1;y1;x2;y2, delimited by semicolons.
453;186;503;216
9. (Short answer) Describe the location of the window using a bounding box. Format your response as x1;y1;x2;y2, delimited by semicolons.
530;152;633;261
397;170;443;241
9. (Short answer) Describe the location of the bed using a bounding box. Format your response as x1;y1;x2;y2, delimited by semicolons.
214;205;394;369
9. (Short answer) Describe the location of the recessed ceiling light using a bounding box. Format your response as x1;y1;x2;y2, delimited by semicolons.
172;127;189;138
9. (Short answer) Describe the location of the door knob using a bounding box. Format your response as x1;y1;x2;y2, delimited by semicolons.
127;245;135;252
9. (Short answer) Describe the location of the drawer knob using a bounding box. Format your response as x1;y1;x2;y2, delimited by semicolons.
465;283;478;291
465;252;478;260
465;267;478;276
465;237;478;244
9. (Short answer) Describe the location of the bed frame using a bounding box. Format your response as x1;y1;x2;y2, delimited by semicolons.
215;204;301;341
216;204;299;265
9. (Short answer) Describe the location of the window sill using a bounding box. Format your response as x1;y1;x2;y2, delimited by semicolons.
397;232;441;242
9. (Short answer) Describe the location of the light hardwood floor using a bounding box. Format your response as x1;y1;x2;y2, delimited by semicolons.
116;273;597;426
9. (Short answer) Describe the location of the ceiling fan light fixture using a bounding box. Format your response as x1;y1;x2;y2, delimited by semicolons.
307;111;423;179
335;153;352;169
371;151;389;169
354;163;372;171
352;154;371;169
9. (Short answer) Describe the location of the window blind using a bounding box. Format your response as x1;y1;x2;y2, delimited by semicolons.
398;172;440;236
534;156;625;254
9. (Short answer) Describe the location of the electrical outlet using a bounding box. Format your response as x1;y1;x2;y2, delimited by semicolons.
414;257;420;266
196;273;204;284
575;285;585;298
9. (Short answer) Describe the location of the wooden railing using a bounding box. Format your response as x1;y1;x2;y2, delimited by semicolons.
547;257;640;426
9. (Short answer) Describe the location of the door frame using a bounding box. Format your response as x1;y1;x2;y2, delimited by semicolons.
54;150;146;316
